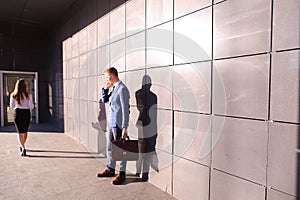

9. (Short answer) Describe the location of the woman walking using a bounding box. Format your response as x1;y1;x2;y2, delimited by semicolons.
10;79;34;156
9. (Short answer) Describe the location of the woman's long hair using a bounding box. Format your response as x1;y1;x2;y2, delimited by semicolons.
11;79;29;104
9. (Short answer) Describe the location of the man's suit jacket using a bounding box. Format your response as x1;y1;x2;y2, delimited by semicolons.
102;81;130;129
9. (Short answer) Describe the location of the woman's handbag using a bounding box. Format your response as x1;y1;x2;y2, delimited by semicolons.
111;137;139;161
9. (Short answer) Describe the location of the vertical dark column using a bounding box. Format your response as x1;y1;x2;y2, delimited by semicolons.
12;24;15;70
0;33;2;68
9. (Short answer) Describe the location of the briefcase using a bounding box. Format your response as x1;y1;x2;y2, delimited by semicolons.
111;137;139;161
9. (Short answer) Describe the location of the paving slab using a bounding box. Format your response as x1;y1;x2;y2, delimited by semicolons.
0;125;177;200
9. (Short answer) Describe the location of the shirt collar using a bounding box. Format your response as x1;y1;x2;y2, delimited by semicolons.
114;80;121;87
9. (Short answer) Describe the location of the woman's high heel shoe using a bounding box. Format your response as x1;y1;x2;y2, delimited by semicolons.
20;148;26;156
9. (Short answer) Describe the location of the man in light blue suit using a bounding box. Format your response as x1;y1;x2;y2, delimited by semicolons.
97;67;130;185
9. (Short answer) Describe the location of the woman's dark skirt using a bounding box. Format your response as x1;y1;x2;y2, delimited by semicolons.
14;108;31;133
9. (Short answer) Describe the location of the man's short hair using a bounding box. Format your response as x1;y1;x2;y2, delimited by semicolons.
104;67;118;77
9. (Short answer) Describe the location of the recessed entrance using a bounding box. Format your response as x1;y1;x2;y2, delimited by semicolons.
0;71;39;127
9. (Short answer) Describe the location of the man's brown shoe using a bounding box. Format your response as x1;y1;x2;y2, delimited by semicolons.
112;174;126;185
97;169;115;177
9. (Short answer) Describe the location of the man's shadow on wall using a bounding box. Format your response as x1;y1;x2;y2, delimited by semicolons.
91;100;107;157
135;75;159;181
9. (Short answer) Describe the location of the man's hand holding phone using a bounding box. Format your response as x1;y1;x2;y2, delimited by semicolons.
105;81;113;89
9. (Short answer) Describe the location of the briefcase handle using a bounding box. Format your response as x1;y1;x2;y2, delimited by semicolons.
121;136;130;141
112;136;131;143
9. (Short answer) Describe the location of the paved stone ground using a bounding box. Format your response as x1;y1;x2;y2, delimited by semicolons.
0;124;177;200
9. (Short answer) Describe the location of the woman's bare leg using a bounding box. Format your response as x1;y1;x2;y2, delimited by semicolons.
18;133;26;156
18;133;25;148
24;132;28;144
